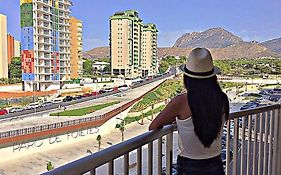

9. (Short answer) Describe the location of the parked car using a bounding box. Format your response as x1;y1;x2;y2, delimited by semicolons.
9;107;24;113
26;102;42;110
52;98;64;104
73;95;83;100
91;91;98;96
63;96;73;102
41;101;53;107
0;109;8;115
82;93;91;97
118;84;129;91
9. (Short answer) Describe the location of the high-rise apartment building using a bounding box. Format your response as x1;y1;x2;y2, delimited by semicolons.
70;17;83;79
20;0;72;91
110;10;158;79
110;10;143;78
7;34;15;64
14;40;21;57
0;14;8;78
142;24;158;76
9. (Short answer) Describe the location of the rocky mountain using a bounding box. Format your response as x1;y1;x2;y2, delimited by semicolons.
173;28;243;48
261;37;281;54
159;42;280;59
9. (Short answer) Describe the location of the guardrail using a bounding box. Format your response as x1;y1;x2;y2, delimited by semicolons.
0;78;169;145
42;104;281;175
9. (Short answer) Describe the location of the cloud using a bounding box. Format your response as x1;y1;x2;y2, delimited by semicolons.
83;38;108;51
157;29;199;47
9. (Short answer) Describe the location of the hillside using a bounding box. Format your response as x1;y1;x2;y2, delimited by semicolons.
83;45;280;60
261;37;281;54
173;28;243;48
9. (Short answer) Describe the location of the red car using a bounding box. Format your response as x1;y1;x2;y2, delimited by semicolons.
0;109;8;115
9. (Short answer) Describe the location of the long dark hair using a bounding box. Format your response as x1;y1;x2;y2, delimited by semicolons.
183;74;229;148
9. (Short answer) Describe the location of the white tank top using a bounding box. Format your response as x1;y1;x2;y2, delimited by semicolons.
176;117;224;159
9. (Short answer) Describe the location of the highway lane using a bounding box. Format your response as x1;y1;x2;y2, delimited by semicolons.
0;73;174;122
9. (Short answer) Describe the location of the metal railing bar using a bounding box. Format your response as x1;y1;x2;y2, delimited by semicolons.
263;111;269;175
108;160;113;175
272;109;279;175
124;153;129;175
232;118;239;175
165;132;173;175
89;169;95;175
158;137;163;175
148;142;153;175
246;114;252;175
137;147;142;175
258;112;265;175
268;110;274;175
226;121;231;175
240;116;246;175
253;113;259;175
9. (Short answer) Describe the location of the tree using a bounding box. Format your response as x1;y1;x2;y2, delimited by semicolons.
115;121;125;142
96;134;102;151
6;57;22;84
83;59;93;77
47;161;54;171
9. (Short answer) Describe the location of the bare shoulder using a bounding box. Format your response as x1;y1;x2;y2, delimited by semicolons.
172;93;191;120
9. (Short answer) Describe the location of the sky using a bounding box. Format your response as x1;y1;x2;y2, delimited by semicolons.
0;0;281;51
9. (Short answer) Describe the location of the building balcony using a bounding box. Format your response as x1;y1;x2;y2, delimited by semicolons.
42;104;281;175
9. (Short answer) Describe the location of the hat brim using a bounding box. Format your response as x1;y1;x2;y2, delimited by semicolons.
178;64;220;79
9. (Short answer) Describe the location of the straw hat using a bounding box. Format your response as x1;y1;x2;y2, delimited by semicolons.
179;48;220;79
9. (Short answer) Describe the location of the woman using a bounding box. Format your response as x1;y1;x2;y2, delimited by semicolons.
149;48;229;175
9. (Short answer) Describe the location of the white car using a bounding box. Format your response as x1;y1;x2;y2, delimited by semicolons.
118;85;129;91
9;107;24;113
52;97;64;104
26;102;42;110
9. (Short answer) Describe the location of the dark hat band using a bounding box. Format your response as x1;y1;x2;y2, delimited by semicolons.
184;66;214;77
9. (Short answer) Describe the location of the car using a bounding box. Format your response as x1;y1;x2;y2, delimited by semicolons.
118;84;129;91
41;101;53;107
0;109;8;115
26;102;42;110
9;107;24;113
63;96;73;102
73;95;83;100
52;98;63;104
82;93;91;97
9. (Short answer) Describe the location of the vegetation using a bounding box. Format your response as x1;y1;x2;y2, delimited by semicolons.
125;105;165;125
130;79;184;112
0;57;22;85
213;58;281;76
115;120;125;141
50;101;120;116
158;56;186;74
219;82;246;89
96;135;102;151
83;59;94;77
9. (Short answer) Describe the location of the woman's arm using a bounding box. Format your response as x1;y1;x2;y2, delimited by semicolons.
148;96;180;130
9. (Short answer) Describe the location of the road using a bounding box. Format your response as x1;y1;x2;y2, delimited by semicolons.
0;78;167;133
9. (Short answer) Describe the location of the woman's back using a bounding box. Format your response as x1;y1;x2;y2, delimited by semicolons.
174;93;224;159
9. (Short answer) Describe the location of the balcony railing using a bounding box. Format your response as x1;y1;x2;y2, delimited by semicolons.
41;104;281;175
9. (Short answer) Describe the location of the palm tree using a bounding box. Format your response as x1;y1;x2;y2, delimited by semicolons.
47;161;54;171
96;134;102;151
116;121;125;141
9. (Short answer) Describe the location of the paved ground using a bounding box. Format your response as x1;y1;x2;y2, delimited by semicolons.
0;117;165;175
0;79;166;132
